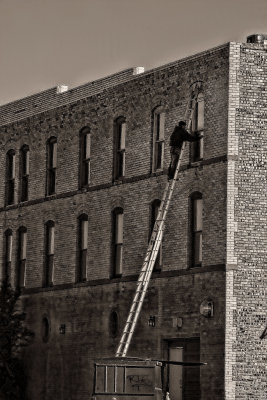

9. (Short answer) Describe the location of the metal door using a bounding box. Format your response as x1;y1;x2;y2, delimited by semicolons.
169;347;183;400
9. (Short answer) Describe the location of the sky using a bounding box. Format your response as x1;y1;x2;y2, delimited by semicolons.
0;0;266;105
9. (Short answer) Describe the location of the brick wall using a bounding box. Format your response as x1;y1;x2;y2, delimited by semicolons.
225;42;267;400
0;44;230;400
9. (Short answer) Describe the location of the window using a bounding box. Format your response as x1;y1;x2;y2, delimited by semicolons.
44;221;55;287
42;316;50;343
3;229;13;282
17;227;27;288
152;109;165;172
46;137;57;195
20;145;29;202
6;150;15;205
191;193;203;267
150;199;162;271
191;93;204;162
79;127;91;188
113;117;126;180
112;208;124;277
109;311;119;338
77;214;88;282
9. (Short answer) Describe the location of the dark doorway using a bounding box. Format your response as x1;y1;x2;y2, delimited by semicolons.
165;338;200;400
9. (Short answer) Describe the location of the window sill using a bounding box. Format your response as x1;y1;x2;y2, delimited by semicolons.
110;274;122;281
152;267;162;274
76;278;87;283
189;264;202;269
190;159;203;167
113;178;125;185
152;168;164;174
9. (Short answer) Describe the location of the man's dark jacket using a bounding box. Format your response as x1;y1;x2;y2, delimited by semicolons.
169;126;199;148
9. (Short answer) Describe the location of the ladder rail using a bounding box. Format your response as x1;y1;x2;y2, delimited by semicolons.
116;84;201;358
116;145;186;357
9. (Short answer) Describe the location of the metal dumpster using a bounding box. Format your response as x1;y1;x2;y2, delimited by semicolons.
92;358;163;400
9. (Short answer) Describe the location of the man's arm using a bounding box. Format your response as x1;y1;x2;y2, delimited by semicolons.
183;130;203;142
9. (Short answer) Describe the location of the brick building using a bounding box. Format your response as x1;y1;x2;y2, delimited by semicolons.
0;35;266;399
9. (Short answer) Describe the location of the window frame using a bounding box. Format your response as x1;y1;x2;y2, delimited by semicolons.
46;137;57;196
77;214;88;282
113;117;126;181
109;310;119;338
190;93;204;163
79;127;91;188
3;229;13;283
111;207;124;278
43;221;55;287
190;192;203;268
17;227;27;288
6;149;16;206
152;108;165;172
42;316;50;343
150;199;162;271
20;145;29;202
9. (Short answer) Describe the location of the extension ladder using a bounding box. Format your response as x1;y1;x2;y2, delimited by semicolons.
116;83;202;358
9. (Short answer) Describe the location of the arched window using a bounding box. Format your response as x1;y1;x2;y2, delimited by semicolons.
20;145;29;202
109;311;119;338
152;107;165;172
79;127;91;188
112;208;124;277
6;150;15;205
3;229;13;282
191;93;204;162
113;117;126;181
42;316;50;343
77;214;88;282
43;221;55;287
46;137;57;195
190;192;203;267
150;199;162;271
17;227;27;288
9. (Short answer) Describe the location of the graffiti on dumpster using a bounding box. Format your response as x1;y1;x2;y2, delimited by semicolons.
126;374;152;392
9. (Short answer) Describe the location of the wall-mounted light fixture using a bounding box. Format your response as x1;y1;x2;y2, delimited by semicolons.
200;299;214;318
59;324;66;334
172;317;183;328
148;316;156;327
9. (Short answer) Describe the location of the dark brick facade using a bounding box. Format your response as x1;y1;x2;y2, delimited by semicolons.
0;39;266;400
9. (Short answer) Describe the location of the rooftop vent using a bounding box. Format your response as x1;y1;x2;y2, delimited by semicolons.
246;34;267;44
56;85;69;94
133;67;145;75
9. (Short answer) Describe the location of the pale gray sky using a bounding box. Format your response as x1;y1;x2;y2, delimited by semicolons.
0;0;266;105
